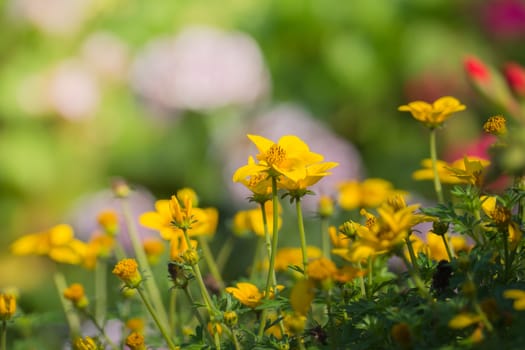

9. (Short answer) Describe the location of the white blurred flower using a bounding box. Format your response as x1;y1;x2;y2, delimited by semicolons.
131;26;270;114
81;31;130;83
8;0;92;36
224;103;364;212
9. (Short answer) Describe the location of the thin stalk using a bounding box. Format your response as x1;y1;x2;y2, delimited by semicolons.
216;236;234;273
181;230;216;317
213;330;222;350
1;320;6;350
169;289;177;336
429;128;444;204
357;262;366;298
136;288;178;350
120;198;170;331
258;177;285;339
197;236;224;290
94;258;107;326
399;252;432;301
225;326;242;350
441;234;454;261
83;311;119;350
259;201;276;285
295;198;309;274
181;286;206;330
321;216;330;259
503;230;510;282
405;236;419;272
53;271;80;339
249;237;263;281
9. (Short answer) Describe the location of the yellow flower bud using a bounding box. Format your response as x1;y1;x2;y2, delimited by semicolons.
125;331;146;350
63;283;89;309
112;258;142;288
182;249;200;266
483;115;507;135
0;293;16;320
223;311;238;327
97;210;119;236
318;195;334;218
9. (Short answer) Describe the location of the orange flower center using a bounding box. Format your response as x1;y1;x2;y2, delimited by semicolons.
264;144;286;165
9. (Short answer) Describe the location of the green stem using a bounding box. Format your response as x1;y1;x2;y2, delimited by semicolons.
227;326;242;350
357;262;366;298
83;311;119;350
169;289;177;337
137;288;178;350
197;236;224;290
94;258;107;326
182;286;206;330
405;236;419;272
321;216;330;259
258;177;283;339
259;201;277;285
53;271;80;339
181;230;216;317
441;234;454;261
214;330;222;350
1;320;6;350
296;198;309;275
216;236;234;273
429;128;444;204
120;198;170;331
249;236;263;281
399;252;432;301
503;230;510;282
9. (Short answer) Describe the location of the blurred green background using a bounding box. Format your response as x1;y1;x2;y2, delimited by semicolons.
1;0;525;342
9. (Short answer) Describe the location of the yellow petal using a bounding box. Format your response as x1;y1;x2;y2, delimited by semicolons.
290;279;315;316
503;289;525;300
448;313;481;329
49;224;75;245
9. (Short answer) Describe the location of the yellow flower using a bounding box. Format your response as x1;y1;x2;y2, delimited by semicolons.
97;210;119;236
113;258;142;288
83;234;115;269
481;196;522;249
73;336;100;350
408;234;471;263
448;312;481;329
140;197;218;240
413;156;490;185
232;201;282;237
290;279;315;316
283;312;307;335
142;238;165;265
125;331;146;350
63;283;89;309
274;246;323;272
329;225;350;249
278;161;339;192
398;96;466;128
337;178;401;210
233;156;273;197
0;293;16;320
307;257;337;282
503;289;525;310
10;224;87;265
341;198;426;262
225;282;284;308
318;195;335;218
483;115;507;135
233;134;325;183
446;156;491;187
333;265;366;283
126;318;145;332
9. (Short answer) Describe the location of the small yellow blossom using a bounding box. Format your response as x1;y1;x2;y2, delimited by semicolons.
448;312;481;329
207;322;223;336
11;224;87;265
223;310;238;327
126;318;145;332
398;96;466;128
503;289;525;310
169;234;197;262
333;265;366;283
97;210;119;236
329;226;350;249
142;238;165;265
283;312;307;335
481;196;522;249
318;195;335;218
112;258;142;288
274;246;323;272
140;196;218;240
73;336;100;350
408;234;471;263
63;283;89;309
307;257;338;282
225;282;284;308
338;178;402;210
0;293;16;320
125;331;146;350
233;156;273;197
446;156;491;187
83;234;115;269
483;115;507;135
413;156;490;185
278;161;339;192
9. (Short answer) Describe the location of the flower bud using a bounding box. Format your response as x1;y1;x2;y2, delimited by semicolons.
223;310;238;327
182;249;200;266
464;56;491;84
318;195;334;218
504;62;525;97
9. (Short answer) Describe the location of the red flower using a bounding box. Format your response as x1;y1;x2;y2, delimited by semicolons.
504;62;525;97
464;56;491;83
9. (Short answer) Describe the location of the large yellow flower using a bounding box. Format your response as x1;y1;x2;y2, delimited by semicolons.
10;224;87;265
398;96;466;128
278;161;339;191
481;195;521;249
233;134;326;183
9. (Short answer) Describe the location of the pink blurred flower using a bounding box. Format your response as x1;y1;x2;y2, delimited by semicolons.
8;0;92;36
223;104;363;212
131;26;270;115
464;55;491;85
81;31;131;83
480;0;525;40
